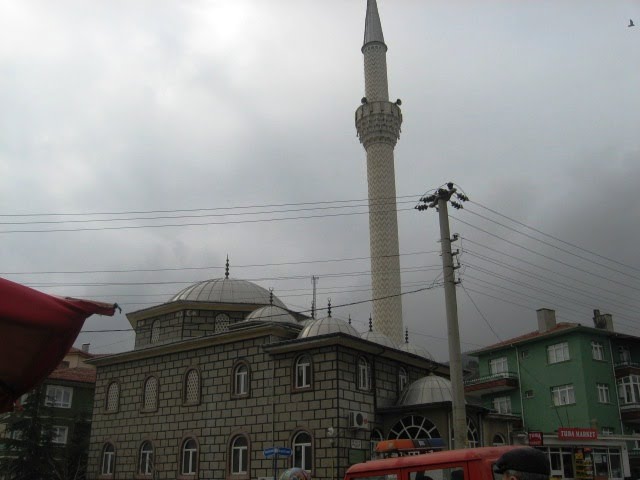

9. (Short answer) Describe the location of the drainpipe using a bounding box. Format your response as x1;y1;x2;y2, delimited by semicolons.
515;346;526;430
608;338;625;435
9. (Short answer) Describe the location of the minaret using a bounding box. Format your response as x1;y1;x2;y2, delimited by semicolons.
355;0;404;344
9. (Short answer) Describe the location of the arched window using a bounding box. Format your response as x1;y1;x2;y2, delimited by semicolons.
101;443;115;476
492;433;506;446
143;377;158;411
295;355;312;389
358;357;371;391
398;367;408;393
467;418;480;448
292;431;312;472
370;429;384;460
139;441;153;475
231;435;249;474
389;415;441;440
106;382;119;412
150;320;160;344
181;438;198;475
184;369;200;405
234;363;249;396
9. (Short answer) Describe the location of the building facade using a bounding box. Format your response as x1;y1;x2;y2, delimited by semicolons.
465;308;640;480
86;276;514;480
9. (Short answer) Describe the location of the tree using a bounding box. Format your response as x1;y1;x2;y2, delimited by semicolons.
0;386;60;480
58;414;91;480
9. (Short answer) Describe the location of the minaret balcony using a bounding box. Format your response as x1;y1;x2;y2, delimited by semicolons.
355;101;402;148
464;372;519;394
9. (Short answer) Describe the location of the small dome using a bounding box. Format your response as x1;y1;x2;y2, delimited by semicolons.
398;374;457;406
298;316;360;339
361;330;397;348
245;305;298;325
170;278;286;308
398;342;434;361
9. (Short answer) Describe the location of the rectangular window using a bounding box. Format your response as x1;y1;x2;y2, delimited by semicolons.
597;383;611;404
51;426;68;444
489;357;508;375
617;375;640;404
552;384;575;406
45;385;73;408
547;342;570;364
493;396;512;414
591;341;604;361
602;427;614;435
524;390;534;399
619;346;631;363
520;350;529;359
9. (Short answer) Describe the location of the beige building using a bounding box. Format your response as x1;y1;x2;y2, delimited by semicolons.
86;276;515;480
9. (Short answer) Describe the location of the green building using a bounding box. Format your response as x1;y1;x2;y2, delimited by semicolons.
0;347;98;477
465;308;640;480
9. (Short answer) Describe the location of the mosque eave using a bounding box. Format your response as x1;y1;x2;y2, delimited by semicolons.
86;323;296;367
264;333;449;374
126;300;272;329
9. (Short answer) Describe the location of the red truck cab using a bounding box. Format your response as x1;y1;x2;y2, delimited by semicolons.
344;446;519;480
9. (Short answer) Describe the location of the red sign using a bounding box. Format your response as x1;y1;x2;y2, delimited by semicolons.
558;428;598;441
528;431;544;446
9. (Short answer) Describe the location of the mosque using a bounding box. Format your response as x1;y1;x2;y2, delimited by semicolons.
86;2;516;479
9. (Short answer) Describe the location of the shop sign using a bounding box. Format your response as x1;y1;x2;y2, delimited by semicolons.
528;431;544;446
557;427;598;441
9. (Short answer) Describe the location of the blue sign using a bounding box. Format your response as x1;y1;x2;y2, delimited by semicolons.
277;447;292;457
264;447;276;458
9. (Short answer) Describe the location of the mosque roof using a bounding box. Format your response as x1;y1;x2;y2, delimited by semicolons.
361;330;397;348
298;316;360;339
245;305;298;325
397;374;455;406
170;278;286;308
398;342;434;361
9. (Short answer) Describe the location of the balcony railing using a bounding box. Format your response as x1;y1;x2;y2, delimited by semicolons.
614;361;640;369
464;372;519;386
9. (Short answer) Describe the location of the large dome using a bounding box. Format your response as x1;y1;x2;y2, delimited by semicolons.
170;278;286;308
298;316;360;339
398;374;456;406
245;305;298;325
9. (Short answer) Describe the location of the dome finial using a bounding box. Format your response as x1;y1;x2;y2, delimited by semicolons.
225;255;230;279
348;314;352;325
269;288;274;305
327;299;332;318
369;315;373;332
405;327;409;344
311;300;315;319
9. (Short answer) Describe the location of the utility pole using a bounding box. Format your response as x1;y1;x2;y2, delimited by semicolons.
416;182;468;449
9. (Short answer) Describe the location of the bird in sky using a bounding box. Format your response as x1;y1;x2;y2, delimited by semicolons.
629;19;635;27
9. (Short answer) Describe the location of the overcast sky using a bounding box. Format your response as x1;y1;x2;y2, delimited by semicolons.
1;0;639;361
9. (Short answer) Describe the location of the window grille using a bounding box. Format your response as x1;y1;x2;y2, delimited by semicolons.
144;377;158;410
106;382;119;412
185;369;200;404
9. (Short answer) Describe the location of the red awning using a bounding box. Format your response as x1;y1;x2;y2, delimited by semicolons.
0;277;118;413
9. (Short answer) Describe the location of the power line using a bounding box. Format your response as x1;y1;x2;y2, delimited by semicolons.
470;200;640;275
0;250;440;276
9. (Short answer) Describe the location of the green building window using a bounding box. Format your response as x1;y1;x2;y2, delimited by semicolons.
493;396;512;414
489;357;508;375
617;375;640;404
551;384;575;406
547;342;570;364
591;341;604;361
597;383;611;403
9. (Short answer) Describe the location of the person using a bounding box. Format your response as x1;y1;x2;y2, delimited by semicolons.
493;447;551;480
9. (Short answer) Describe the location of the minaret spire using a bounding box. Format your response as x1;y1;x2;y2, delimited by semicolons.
355;0;404;344
363;0;386;48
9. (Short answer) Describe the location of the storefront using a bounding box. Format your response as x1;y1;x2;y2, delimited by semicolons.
516;428;631;480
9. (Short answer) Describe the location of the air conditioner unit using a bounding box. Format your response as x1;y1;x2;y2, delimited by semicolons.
349;411;369;429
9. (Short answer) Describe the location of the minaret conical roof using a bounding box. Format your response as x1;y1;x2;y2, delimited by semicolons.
363;0;386;47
